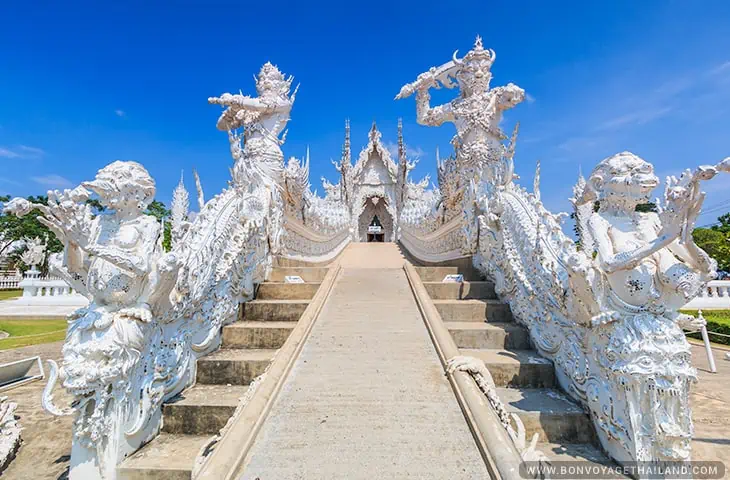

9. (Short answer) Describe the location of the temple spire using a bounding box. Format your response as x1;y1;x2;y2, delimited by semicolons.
397;118;405;165
369;120;378;141
342;118;351;166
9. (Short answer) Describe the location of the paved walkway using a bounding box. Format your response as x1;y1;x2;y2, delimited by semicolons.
0;298;86;317
241;244;489;479
686;341;730;466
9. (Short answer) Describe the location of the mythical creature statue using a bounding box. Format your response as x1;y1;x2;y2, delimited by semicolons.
474;150;729;465
1;62;301;480
399;37;730;467
20;237;46;270
6;161;180;478
396;36;524;176
209;61;297;189
565;152;727;462
208;62;298;256
282;152;310;222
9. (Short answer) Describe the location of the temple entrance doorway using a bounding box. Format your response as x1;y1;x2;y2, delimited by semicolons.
367;216;385;242
358;196;393;242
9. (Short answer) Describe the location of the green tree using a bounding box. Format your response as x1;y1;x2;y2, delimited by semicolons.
0;195;64;274
693;213;730;272
145;200;172;251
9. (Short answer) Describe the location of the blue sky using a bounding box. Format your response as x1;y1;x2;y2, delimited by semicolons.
2;1;730;227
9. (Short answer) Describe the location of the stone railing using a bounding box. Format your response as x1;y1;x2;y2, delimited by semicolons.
281;214;351;263
0;276;21;290
17;270;86;306
399;215;465;263
684;280;730;309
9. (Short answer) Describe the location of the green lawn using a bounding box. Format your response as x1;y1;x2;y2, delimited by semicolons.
0;318;68;350
0;290;22;301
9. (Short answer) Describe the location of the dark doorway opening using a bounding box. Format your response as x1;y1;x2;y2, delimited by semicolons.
367;215;385;242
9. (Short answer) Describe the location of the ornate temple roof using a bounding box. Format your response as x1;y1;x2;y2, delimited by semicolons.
350;122;398;184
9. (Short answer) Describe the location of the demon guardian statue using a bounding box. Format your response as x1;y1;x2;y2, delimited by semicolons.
397;37;730;466
5;62;300;479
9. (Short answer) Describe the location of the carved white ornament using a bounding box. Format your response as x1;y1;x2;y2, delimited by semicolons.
20;237;45;269
0;396;21;473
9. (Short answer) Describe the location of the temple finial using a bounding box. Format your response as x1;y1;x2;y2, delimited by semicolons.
397;118;405;163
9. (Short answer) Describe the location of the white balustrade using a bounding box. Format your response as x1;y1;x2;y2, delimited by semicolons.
0;276;21;290
684;280;730;309
14;268;86;306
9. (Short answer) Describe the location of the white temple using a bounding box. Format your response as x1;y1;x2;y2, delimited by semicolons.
318;120;420;243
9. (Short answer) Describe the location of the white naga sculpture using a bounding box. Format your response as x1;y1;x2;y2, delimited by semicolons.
447;357;549;466
399;37;730;465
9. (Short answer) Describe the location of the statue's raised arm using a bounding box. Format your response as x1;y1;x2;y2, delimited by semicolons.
208;62;298;132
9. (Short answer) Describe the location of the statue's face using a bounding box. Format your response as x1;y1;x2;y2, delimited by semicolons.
256;63;290;99
593;153;659;204
457;62;492;95
85;176;140;213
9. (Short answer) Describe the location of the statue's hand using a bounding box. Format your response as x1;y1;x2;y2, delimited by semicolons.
4;197;33;217
447;355;489;377
657;221;683;242
677;313;706;331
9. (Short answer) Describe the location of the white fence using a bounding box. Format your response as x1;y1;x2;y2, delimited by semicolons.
684;280;730;310
0;276;21;290
0;274;67;291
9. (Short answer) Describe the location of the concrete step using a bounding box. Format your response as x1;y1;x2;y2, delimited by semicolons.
196;348;276;385
460;349;555;388
434;299;512;323
497;388;595;444
448;322;531;349
256;282;320;300
414;264;483;282
241;299;309;322
538;443;623;471
414;266;461;282
423;281;497;300
162;384;246;435
222;321;297;349
117;433;210;480
268;266;329;283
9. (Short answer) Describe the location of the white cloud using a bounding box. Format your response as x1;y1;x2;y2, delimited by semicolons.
0;145;44;159
709;61;730;76
0;177;21;186
0;148;20;158
525;92;536;104
17;145;45;156
598;106;673;130
32;174;72;188
557;136;602;153
384;141;426;161
115;109;126;117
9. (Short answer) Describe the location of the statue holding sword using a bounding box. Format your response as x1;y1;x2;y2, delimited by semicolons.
396;36;525;173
